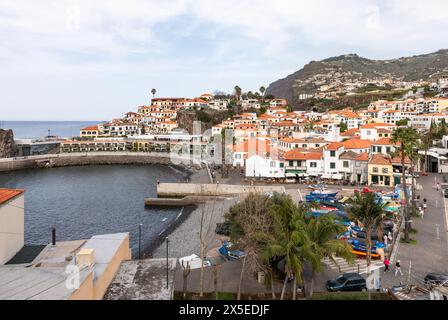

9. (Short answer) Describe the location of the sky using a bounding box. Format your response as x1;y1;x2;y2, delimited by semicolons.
1;0;448;121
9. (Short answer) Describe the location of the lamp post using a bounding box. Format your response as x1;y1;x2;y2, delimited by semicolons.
138;224;143;259
166;237;170;289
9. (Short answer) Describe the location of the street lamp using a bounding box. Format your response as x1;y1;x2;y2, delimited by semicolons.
166;237;170;289
138;224;143;259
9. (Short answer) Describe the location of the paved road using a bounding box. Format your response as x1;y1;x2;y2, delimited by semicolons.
381;173;448;288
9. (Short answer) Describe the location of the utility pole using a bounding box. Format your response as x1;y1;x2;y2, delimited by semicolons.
138;224;142;259
166;237;170;289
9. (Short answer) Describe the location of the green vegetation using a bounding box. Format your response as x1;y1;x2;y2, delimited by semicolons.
400;239;418;245
396;119;409;126
225;193;353;300
339;121;348;133
347;192;386;268
391;127;420;241
356;83;393;93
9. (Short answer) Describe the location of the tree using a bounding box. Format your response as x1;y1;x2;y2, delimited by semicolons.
391;127;420;241
347;192;386;270
226;193;275;299
396;119;409;126
181;260;191;299
260;195;314;300
303;215;354;298
259;86;266;102
151;88;157;98
234;86;242;102
339;121;348;133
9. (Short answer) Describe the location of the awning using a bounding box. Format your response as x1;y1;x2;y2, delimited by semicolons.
322;173;343;180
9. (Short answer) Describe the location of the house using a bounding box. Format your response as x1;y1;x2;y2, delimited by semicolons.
232;139;271;167
371;138;397;155
360;123;396;141
353;152;369;183
341;138;372;154
368;154;394;187
80;125;100;138
339;151;358;181
0;189;25;265
283;149;323;178
323;142;345;175
245;149;284;178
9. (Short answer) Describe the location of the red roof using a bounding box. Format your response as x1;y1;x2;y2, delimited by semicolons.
0;189;25;205
326;142;344;151
341;138;372;149
284;149;322;161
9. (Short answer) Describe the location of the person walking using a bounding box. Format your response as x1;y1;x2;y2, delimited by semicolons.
437;182;441;191
384;258;390;273
423;198;427;215
394;260;403;277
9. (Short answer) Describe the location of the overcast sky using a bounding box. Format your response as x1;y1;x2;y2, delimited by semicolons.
1;0;448;121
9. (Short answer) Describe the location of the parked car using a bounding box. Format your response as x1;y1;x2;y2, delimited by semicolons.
326;273;367;292
424;273;448;287
215;222;230;236
444;189;448;198
218;241;246;261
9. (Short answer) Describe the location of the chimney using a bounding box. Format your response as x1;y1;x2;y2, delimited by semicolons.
76;248;95;269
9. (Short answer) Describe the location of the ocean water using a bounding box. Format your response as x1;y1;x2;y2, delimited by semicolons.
0;121;102;139
0;165;188;257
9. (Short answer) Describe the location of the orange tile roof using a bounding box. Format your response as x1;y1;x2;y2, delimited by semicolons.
355;152;369;162
341;138;372;149
360;123;395;129
0;189;25;205
373;138;396;145
81;125;99;131
369;154;391;165
341;128;360;136
326;142;344;151
284;149;322;160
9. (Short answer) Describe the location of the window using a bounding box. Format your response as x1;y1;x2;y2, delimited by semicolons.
382;168;388;174
315;144;320;147
310;162;317;168
330;162;336;169
236;154;241;159
280;163;284;168
270;161;276;168
367;130;371;135
343;161;349;168
373;167;378;173
330;151;336;157
377;146;382;153
289;161;294;167
386;147;391;153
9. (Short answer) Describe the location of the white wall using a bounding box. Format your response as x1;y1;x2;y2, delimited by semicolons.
0;195;24;265
245;155;284;178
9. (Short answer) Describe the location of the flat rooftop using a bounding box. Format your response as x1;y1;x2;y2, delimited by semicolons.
104;258;177;300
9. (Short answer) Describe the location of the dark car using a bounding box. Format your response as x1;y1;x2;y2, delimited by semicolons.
326;273;367;292
444;189;448;198
424;273;448;287
215;222;230;236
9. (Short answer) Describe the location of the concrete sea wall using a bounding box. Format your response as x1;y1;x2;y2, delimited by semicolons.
0;152;197;172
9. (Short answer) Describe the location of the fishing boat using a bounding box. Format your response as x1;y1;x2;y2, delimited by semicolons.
310;189;338;198
308;184;326;191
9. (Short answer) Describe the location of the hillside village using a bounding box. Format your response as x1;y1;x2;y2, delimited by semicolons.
61;94;448;188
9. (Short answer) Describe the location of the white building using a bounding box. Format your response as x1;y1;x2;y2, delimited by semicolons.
245;153;285;178
0;189;25;265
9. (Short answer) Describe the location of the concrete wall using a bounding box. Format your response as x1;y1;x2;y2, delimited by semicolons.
157;183;285;197
0;195;24;265
0;152;195;172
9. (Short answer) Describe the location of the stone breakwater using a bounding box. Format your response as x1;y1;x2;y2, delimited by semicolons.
0;152;198;172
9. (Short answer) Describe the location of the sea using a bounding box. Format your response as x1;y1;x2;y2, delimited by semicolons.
0;121;102;139
0;165;189;257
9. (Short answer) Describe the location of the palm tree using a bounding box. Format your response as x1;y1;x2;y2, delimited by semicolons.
260;197;313;300
151;88;157;98
303;215;355;298
347;192;386;270
234;85;242;102
391;127;420;241
259;86;266;102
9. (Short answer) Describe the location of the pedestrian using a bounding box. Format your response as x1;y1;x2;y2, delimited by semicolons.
423;198;427;214
437;182;440;191
384;258;390;273
419;206;424;218
383;234;388;246
157;179;160;185
388;231;393;243
394;260;403;277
